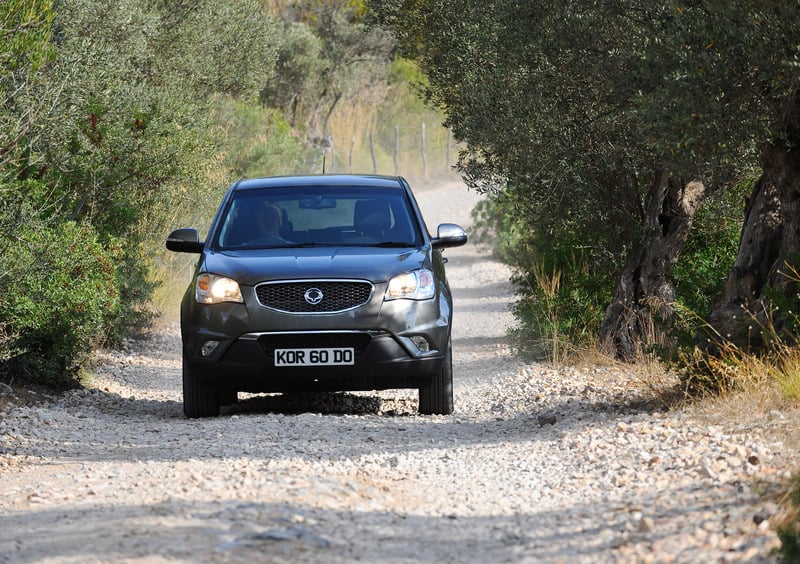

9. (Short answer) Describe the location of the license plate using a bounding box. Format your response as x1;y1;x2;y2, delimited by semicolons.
274;347;355;367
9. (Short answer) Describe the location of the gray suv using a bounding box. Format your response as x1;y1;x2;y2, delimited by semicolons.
166;175;467;417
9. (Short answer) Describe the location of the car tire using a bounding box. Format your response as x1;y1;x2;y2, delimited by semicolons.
418;337;454;415
182;361;220;418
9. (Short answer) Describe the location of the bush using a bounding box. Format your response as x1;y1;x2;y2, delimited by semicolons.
672;181;749;316
471;195;612;361
778;472;800;561
212;98;309;178
0;217;120;387
474;174;751;363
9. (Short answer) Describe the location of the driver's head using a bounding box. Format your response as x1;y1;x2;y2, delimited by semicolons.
257;204;282;235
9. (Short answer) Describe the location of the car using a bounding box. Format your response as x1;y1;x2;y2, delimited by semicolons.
166;174;468;417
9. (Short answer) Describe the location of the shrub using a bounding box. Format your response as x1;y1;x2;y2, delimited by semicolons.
0;217;120;387
672;181;749;316
778;472;800;561
510;246;611;361
212;98;309;178
471;195;612;361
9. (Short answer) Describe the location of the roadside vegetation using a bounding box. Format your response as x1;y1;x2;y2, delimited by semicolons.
370;1;800;398
0;0;451;389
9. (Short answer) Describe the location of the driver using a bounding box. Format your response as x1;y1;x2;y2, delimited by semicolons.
257;204;283;238
247;203;289;245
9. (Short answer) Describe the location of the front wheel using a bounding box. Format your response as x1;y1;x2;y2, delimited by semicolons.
418;338;454;415
182;361;220;418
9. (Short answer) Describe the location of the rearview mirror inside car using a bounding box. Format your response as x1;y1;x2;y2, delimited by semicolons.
299;196;337;209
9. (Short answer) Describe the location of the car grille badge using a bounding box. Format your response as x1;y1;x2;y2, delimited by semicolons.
304;287;324;305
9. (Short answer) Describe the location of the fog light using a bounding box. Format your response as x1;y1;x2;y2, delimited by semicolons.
200;340;220;357
410;336;431;352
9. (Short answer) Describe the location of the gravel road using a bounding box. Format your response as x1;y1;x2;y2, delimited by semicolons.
1;181;798;563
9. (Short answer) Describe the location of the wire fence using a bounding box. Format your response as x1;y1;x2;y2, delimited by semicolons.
316;119;459;182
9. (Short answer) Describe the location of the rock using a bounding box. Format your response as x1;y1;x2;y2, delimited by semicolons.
537;413;557;426
638;516;655;533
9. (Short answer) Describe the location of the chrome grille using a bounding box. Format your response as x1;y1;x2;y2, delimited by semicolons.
255;280;373;313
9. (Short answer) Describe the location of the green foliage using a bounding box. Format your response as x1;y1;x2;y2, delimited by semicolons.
382;57;429;116
511;248;612;361
151;0;279;99
0;0;273;385
0;0;55;174
30;0;226;334
266;0;394;139
472;194;612;361
778;473;800;560
260;22;325;119
0;0;54;74
672;179;753;315
214;98;310;178
372;0;800;355
0;201;120;386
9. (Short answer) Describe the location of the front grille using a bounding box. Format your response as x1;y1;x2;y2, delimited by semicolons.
255;280;373;313
259;333;373;356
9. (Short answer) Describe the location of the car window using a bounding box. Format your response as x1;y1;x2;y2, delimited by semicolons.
214;186;421;249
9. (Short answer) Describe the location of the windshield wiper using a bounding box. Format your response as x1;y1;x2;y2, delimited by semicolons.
373;242;414;248
278;242;339;248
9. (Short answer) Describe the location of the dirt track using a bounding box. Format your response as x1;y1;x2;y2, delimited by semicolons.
0;181;797;563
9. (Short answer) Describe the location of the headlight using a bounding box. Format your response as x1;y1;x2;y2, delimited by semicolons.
196;273;243;304
386;269;435;300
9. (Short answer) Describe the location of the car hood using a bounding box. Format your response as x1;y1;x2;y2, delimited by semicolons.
202;246;431;286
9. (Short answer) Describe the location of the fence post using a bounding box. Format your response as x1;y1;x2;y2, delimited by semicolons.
421;122;428;179
394;125;400;176
369;131;377;174
349;135;355;172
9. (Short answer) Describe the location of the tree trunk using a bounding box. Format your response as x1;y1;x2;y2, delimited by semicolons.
600;172;706;361
706;174;781;347
708;87;800;347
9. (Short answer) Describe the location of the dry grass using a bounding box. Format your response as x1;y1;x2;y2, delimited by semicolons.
663;325;800;557
771;348;800;403
0;378;61;414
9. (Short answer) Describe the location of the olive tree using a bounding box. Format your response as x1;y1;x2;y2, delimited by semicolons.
263;0;394;147
0;0;54;177
372;0;800;359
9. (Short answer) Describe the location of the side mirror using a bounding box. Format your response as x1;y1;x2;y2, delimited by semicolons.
166;228;205;253
432;223;468;249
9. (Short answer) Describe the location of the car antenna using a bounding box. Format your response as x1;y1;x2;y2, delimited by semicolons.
322;154;327;174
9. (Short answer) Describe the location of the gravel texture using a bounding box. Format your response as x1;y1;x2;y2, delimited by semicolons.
0;180;798;563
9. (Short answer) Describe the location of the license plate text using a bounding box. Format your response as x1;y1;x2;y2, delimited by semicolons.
274;347;354;366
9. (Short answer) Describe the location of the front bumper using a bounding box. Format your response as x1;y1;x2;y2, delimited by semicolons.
184;329;446;392
180;283;452;393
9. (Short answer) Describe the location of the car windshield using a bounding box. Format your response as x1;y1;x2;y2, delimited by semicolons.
214;185;422;250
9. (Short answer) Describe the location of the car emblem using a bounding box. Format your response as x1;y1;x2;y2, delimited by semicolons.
304;287;324;305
